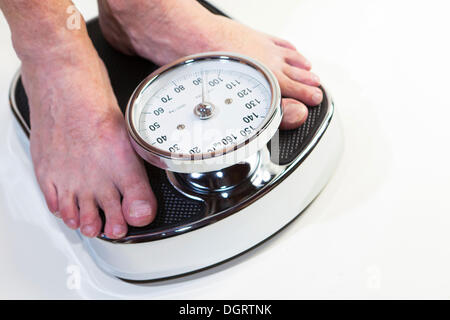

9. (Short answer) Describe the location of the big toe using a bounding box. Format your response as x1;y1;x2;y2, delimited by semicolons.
279;98;309;130
119;177;157;227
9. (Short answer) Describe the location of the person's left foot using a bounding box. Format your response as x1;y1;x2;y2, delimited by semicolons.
98;0;322;130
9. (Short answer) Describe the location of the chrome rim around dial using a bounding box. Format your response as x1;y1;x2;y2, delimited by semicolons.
126;52;282;173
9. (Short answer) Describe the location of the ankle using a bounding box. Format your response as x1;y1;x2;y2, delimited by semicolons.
100;0;218;60
2;1;93;64
19;38;100;82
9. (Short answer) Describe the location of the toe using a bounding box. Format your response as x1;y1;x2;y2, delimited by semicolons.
280;98;309;130
97;187;128;239
78;196;102;238
271;36;297;50
279;74;323;106
39;180;59;216
119;178;157;228
59;191;80;229
284;49;312;70
284;65;321;87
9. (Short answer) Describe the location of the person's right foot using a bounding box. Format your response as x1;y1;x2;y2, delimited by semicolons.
22;42;157;239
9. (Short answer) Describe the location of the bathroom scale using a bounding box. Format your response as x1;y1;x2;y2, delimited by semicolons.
9;0;343;280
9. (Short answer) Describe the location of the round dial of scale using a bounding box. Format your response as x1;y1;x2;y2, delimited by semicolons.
126;52;282;173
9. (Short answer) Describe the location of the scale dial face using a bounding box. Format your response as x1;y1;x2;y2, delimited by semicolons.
127;52;281;173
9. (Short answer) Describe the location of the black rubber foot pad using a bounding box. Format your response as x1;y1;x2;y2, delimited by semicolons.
11;1;327;236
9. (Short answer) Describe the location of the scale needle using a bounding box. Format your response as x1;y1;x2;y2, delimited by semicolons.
201;70;208;104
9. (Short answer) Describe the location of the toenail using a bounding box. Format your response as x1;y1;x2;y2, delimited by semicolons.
113;225;127;237
129;200;152;218
312;89;322;104
312;73;320;84
284;104;306;124
305;60;312;69
290;104;307;122
81;224;97;237
67;219;78;228
296;105;307;120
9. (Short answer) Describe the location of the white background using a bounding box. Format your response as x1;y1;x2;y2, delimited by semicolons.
0;0;449;299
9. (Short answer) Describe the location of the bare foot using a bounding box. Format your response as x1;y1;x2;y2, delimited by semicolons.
98;0;323;129
22;42;157;239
